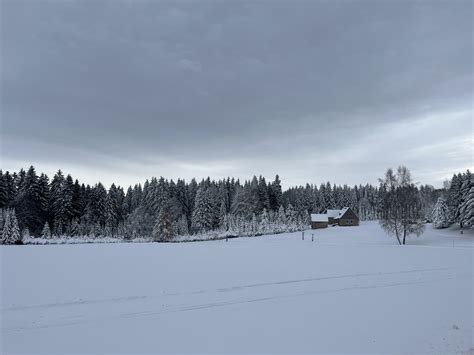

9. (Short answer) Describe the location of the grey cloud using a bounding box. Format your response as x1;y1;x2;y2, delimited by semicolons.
1;0;472;187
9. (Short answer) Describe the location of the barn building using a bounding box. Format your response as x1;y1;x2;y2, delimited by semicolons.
335;207;359;226
326;209;342;225
310;207;359;229
310;214;329;229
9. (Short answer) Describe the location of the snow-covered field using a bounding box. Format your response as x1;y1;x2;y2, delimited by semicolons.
1;221;473;354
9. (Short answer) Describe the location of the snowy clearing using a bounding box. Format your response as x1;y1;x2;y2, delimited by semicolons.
1;221;473;354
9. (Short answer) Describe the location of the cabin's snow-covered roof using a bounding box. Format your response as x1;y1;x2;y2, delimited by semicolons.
326;209;342;218
325;207;351;219
311;214;328;222
339;207;350;218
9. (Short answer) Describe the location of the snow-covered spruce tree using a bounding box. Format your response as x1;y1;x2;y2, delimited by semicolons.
277;205;286;225
177;214;189;235
69;218;80;237
379;167;425;245
0;171;8;208
104;222;113;238
218;199;227;229
432;198;450;229
447;173;463;224
41;221;52;239
1;209;21;245
152;204;176;242
0;209;13;244
459;186;474;228
0;208;5;232
268;175;282;211
10;209;21;244
251;213;258;236
191;187;214;233
54;220;64;237
458;171;473;228
258;208;270;235
298;210;310;230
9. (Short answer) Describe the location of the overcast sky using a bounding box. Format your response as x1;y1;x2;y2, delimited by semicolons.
1;0;472;189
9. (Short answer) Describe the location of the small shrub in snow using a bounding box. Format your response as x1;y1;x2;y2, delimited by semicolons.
41;222;52;239
22;228;30;240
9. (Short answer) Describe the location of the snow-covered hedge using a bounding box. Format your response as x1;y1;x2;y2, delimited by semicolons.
20;207;309;245
22;219;308;245
23;236;153;245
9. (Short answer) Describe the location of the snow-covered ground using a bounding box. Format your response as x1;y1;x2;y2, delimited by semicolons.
1;221;473;354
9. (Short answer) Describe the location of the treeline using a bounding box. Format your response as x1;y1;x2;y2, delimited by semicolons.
0;166;467;244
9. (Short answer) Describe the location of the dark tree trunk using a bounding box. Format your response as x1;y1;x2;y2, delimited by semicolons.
395;229;402;245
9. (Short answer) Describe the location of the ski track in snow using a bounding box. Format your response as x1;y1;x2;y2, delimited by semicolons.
2;266;471;333
0;266;456;312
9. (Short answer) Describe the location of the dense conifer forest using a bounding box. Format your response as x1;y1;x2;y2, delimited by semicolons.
0;166;472;244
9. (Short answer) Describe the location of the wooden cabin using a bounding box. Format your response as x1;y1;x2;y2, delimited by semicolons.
311;207;359;229
310;214;328;229
337;207;359;226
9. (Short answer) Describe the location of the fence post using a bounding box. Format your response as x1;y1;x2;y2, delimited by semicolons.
302;231;304;240
312;234;314;242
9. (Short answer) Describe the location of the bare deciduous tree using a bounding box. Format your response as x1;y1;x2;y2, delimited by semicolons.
379;166;425;245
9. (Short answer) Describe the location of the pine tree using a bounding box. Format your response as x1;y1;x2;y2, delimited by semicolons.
50;170;68;230
192;187;214;233
460;186;474;228
106;183;122;229
41;221;52;239
38;173;50;221
71;179;85;219
87;183;107;226
14;166;45;236
152;204;176;241
219;199;227;228
256;176;270;213
1;209;21;244
177;215;189;235
325;182;336;209
69;219;80;236
259;208;270;234
15;169;26;193
0;208;5;231
447;173;463;223
54;220;64;236
1;209;12;244
268;175;282;211
432;197;450;229
0;171;8;208
459;171;473;228
4;172;16;207
277;205;286;225
123;186;134;216
286;203;297;224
